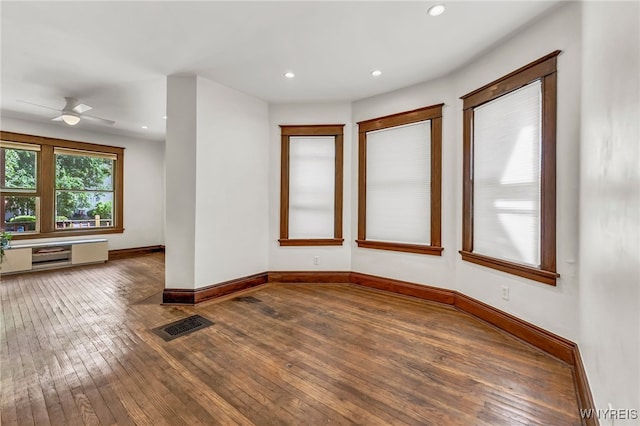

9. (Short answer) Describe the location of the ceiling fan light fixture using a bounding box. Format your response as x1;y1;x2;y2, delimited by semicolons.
61;113;80;126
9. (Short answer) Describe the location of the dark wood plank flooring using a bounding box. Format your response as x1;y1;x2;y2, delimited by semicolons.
1;253;581;425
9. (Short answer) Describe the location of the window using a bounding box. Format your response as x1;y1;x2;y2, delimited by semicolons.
279;125;344;246
460;51;560;285
356;104;443;255
1;131;124;240
1;142;40;233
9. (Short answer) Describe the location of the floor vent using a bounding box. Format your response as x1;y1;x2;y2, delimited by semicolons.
232;296;262;303
152;315;213;341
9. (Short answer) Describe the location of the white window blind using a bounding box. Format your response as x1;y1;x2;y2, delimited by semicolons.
288;136;335;239
366;120;431;244
473;80;542;266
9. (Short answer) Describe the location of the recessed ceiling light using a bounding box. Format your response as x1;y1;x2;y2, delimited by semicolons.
371;70;382;77
141;125;148;129
163;116;167;120
284;71;295;79
428;4;445;16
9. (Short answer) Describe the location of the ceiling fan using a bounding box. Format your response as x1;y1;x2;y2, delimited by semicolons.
17;97;115;126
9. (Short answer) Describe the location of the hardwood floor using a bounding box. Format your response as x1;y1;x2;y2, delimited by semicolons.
1;253;581;425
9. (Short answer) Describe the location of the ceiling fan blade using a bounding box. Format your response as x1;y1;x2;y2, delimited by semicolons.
51;116;64;121
81;114;115;125
17;99;60;112
72;103;92;114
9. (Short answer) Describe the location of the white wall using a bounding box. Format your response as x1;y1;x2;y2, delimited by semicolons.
165;76;197;289
193;77;269;288
579;1;640;418
350;2;582;340
452;2;582;340
1;116;165;251
268;102;352;271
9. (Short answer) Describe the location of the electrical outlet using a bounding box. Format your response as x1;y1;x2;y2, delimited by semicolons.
313;256;319;266
501;286;509;301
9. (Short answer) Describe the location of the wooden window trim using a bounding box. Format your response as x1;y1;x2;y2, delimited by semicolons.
279;124;344;246
356;104;443;255
459;51;561;285
1;131;125;240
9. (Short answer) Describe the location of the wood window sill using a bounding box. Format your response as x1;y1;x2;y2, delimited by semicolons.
356;240;443;256
279;238;344;247
459;250;559;286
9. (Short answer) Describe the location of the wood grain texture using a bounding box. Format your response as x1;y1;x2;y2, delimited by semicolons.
357;103;445;133
279;124;344;136
108;245;165;260
356;240;444;255
278;238;344;246
334;132;344;240
541;71;558;273
461;51;561;109
460;250;559;286
356;104;443;255
163;272;268;304
430;116;443;249
453;292;574;363
2;131;125;241
279;124;344;245
357;131;367;241
1;131;124;153
461;108;474;252
268;271;351;283
350;271;455;305
0;255;583;425
279;133;290;241
460;51;560;285
572;347;599;426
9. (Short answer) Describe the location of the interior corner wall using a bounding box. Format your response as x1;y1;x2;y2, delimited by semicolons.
350;1;582;340
0;116;165;251
579;0;640;417
452;2;582;340
268;102;352;271
193;76;269;288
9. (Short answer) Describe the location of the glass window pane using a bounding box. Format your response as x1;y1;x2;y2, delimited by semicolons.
55;191;114;229
288;136;335;239
55;153;114;191
366;120;431;245
2;195;39;233
1;147;37;191
473;80;542;266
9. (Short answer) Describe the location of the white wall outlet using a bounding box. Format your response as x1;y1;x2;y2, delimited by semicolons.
313;256;319;265
501;286;510;301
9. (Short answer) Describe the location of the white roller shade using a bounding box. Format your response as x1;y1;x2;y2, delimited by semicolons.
1;141;41;151
54;147;117;160
288;136;335;239
473;80;542;266
366;120;431;244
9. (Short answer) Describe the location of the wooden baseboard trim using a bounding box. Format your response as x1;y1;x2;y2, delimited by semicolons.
348;271;574;363
347;270;596;423
268;271;351;283
109;245;165;260
163;272;268;305
350;272;455;305
453;292;574;363
160;267;597;418
572;346;599;426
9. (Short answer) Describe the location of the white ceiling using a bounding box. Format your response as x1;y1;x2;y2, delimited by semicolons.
1;1;559;142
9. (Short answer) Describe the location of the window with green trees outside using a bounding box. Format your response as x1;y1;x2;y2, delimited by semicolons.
1;132;124;239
